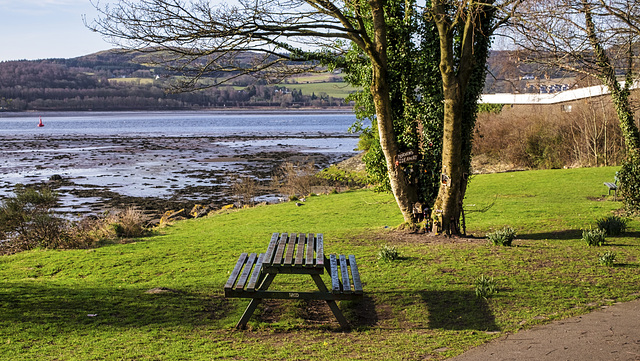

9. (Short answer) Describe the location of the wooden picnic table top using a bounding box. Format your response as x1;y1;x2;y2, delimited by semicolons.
261;232;325;274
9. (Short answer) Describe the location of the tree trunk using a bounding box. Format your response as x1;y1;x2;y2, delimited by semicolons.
368;0;418;224
432;88;466;234
430;0;478;235
583;0;640;158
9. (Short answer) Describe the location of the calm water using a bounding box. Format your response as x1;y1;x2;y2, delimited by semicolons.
0;110;360;137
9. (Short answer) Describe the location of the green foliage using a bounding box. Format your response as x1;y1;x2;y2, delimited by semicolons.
317;165;367;190
617;157;640;214
599;251;617;266
522;124;565;169
377;244;401;262
340;0;445;208
475;275;497;299
487;226;517;246
478;103;504;114
0;185;66;251
583;228;607;246
596;215;628;236
0;185;149;254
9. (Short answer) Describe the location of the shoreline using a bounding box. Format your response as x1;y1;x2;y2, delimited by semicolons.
0;133;360;220
0;107;357;118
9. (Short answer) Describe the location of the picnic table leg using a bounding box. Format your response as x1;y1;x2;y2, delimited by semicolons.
236;272;277;329
311;274;349;329
236;299;261;329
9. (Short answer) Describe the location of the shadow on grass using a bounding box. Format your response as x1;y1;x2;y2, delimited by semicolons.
2;284;497;332
419;290;499;331
518;229;583;240
520;230;640;242
352;290;498;331
0;283;232;330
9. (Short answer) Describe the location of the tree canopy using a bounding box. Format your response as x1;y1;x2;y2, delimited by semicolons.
90;0;518;234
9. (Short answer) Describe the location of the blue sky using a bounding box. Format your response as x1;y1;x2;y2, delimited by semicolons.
0;0;113;61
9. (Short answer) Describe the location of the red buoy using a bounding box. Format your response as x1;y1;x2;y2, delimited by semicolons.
37;117;44;127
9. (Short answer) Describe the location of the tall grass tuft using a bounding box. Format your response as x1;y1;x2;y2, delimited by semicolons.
583;228;607;246
596;215;627;236
487;226;517;246
599;251;617;266
475;275;498;299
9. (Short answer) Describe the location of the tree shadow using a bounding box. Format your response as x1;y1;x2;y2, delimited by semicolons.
0;282;232;330
419;290;499;331
518;229;582;240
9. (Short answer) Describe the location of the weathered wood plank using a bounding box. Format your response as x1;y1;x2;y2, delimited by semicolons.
273;232;288;265
330;254;340;293
339;254;351;293
349;255;363;294
262;233;280;265
224;253;248;290
284;233;297;265
246;253;265;292
306;233;315;266
295;233;306;266
236;253;257;290
316;234;324;268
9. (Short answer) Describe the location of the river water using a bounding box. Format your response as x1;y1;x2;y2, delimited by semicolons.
0;110;363;215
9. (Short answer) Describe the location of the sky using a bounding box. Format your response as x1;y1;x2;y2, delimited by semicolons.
0;0;114;61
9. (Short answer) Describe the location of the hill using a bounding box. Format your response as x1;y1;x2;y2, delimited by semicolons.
0;48;585;112
0;50;353;112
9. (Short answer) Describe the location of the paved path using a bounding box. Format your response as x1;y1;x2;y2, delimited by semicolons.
449;299;640;361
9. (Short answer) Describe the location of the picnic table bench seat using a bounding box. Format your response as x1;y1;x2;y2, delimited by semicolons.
223;232;362;329
604;182;618;198
224;252;363;300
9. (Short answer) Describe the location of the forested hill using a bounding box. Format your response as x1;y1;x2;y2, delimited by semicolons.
0;50;349;112
0;49;576;112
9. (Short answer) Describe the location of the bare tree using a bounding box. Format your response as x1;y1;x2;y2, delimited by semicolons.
89;0;520;233
513;0;640;211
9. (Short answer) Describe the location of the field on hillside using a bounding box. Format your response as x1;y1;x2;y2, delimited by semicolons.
1;167;639;360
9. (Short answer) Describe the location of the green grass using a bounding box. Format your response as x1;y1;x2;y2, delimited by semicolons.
2;166;639;360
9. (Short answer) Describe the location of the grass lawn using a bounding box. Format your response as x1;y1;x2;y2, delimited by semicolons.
1;166;639;360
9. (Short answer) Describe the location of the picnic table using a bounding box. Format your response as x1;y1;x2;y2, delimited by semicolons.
224;232;362;329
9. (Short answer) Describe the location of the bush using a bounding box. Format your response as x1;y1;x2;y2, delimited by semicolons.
583;228;607;246
599;251;617;267
596;215;628;236
0;185;67;252
378;245;400;262
109;207;149;238
475;275;497;299
617;158;640;214
272;160;320;198
487;226;517;246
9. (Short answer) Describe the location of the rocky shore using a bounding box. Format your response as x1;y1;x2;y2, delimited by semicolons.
0;134;360;219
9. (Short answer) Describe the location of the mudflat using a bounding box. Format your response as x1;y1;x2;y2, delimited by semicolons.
0;134;358;218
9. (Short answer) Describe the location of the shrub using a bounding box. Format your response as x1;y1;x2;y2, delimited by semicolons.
599;251;617;267
617;158;640;214
0;185;67;252
378;245;400;262
230;174;259;207
583;228;607;246
272;160;319;198
475;275;497;299
317;165;367;192
111;207;149;238
596;215;628;236
486;226;517;246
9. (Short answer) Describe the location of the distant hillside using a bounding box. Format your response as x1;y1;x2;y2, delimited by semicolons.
0;49;581;112
0;50;351;112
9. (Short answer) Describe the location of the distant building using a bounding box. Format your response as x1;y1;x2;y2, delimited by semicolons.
480;81;639;106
